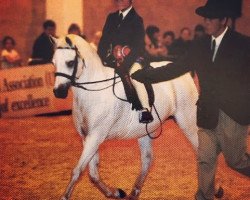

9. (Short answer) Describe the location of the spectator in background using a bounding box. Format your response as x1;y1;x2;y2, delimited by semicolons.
0;36;22;69
145;25;167;61
194;24;207;40
162;31;175;60
162;31;175;49
29;20;56;65
170;27;192;59
90;31;102;51
68;23;87;40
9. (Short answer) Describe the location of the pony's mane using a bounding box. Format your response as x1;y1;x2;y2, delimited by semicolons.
57;35;97;59
56;34;107;77
66;34;103;69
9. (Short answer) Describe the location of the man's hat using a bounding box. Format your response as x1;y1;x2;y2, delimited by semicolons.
195;0;241;19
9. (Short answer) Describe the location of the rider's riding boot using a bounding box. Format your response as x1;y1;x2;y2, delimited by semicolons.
139;108;153;124
129;61;154;123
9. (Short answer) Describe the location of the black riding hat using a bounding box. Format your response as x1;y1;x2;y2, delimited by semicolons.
195;0;241;19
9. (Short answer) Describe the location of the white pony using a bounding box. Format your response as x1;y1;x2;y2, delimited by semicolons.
52;34;198;200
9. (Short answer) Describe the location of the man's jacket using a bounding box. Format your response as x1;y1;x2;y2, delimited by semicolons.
132;28;250;129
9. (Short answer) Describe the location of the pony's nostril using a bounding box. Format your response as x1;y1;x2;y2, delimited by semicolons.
53;88;58;96
53;88;61;98
53;84;70;99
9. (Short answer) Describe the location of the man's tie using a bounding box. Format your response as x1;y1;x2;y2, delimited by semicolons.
211;39;216;61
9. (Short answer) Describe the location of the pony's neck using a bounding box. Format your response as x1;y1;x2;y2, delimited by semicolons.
76;38;114;83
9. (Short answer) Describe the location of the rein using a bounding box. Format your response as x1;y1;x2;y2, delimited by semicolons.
54;46;163;139
72;73;122;91
146;104;163;139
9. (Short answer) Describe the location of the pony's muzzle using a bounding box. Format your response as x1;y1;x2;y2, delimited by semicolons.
53;83;70;99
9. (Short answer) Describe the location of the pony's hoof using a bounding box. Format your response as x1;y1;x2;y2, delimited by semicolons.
117;188;127;198
214;186;224;198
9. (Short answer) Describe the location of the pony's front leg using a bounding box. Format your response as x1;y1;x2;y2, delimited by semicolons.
61;133;104;200
127;136;153;200
88;152;127;199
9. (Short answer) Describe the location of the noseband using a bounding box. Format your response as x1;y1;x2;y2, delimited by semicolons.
54;46;84;86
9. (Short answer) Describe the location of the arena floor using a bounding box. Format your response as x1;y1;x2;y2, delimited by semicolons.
0;116;249;200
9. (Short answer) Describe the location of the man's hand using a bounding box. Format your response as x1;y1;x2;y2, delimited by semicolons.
131;69;152;83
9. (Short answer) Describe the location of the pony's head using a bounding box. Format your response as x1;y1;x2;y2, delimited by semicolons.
52;35;85;98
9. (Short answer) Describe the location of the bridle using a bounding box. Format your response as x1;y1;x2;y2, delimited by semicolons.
54;46;121;91
54;46;81;85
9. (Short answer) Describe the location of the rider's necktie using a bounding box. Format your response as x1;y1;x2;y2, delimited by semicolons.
118;13;123;27
211;39;216;62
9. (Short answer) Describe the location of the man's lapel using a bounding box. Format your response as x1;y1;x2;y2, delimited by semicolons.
204;36;213;65
122;8;135;23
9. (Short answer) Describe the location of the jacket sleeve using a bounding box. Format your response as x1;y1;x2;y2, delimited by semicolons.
131;41;197;83
97;14;112;62
122;16;145;69
245;36;250;108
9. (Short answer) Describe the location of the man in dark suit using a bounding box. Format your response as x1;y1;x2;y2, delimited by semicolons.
29;20;56;65
132;0;250;199
98;0;153;123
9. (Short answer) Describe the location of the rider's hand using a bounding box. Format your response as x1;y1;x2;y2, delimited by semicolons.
103;54;116;68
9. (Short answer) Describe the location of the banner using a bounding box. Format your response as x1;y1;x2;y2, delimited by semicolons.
0;64;72;118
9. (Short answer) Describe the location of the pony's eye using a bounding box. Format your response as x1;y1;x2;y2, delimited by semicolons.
66;60;75;68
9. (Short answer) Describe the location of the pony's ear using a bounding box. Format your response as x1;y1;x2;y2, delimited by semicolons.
65;36;73;47
49;35;58;47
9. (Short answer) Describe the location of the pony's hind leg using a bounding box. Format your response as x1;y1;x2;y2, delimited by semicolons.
88;152;127;199
127;136;153;200
61;133;105;200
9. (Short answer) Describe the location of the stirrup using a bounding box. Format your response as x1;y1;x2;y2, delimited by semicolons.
139;108;153;124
